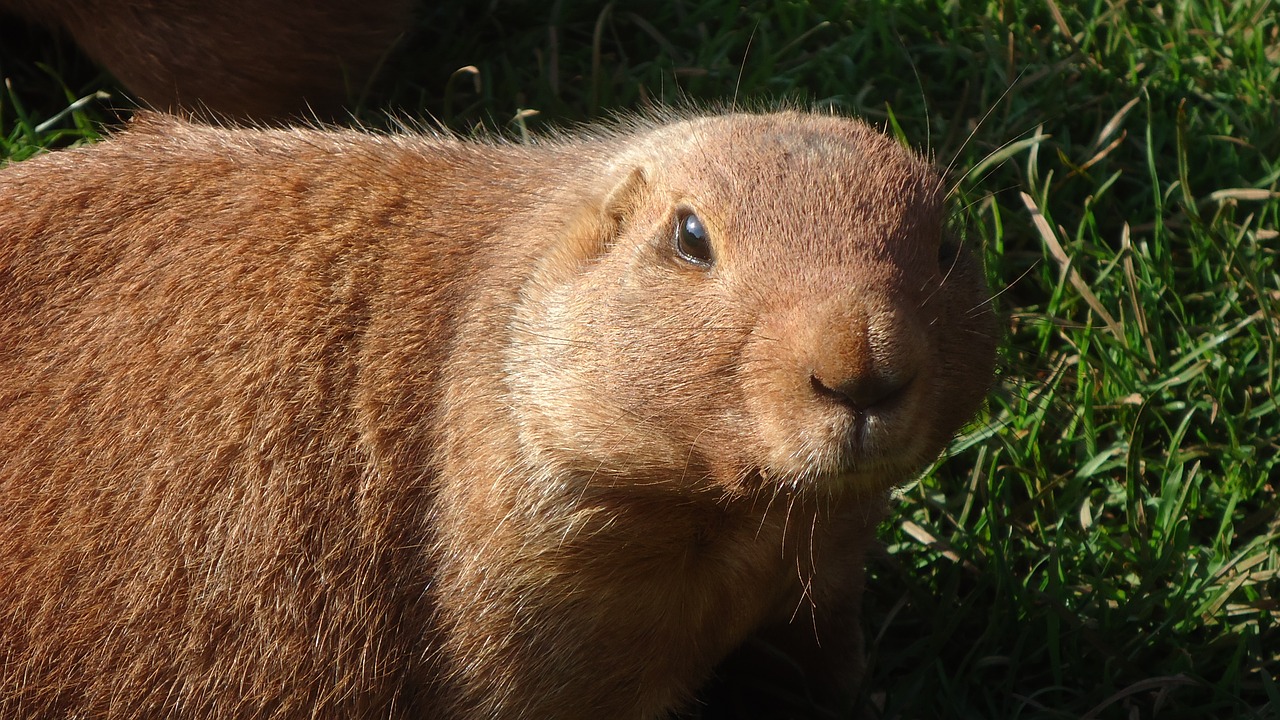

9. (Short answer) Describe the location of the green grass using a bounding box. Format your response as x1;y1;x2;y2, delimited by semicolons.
3;1;1277;717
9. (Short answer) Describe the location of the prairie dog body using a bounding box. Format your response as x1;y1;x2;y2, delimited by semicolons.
0;0;411;119
0;111;998;718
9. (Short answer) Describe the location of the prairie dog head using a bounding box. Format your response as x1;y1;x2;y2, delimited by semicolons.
507;111;998;497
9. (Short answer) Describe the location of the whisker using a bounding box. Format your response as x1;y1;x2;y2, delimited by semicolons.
940;65;1031;195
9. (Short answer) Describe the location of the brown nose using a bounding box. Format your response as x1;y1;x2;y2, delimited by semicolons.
805;303;920;413
810;369;912;412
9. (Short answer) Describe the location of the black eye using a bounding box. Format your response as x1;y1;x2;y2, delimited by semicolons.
674;210;713;267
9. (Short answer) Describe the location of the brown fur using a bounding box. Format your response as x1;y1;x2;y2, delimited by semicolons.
0;111;999;718
0;0;411;119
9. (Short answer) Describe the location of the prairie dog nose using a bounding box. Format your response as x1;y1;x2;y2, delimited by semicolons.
806;303;922;413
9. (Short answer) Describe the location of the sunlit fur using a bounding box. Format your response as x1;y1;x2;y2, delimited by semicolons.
0;111;998;718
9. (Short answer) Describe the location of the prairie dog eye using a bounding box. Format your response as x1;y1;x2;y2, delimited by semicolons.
674;210;713;267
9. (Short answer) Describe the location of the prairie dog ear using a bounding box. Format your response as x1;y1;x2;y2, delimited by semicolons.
559;165;649;259
602;166;650;231
530;165;651;289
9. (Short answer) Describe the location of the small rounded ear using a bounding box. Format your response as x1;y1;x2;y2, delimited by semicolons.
602;166;649;233
529;165;651;291
559;165;650;259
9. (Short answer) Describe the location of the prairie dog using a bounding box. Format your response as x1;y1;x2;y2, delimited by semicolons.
0;0;411;119
0;111;998;718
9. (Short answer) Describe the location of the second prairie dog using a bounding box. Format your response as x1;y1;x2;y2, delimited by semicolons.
0;0;411;119
0;110;999;718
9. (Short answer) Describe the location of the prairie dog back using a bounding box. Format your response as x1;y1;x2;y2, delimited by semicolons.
0;112;998;718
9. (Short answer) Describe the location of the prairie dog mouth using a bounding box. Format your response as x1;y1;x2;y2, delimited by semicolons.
755;458;909;495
